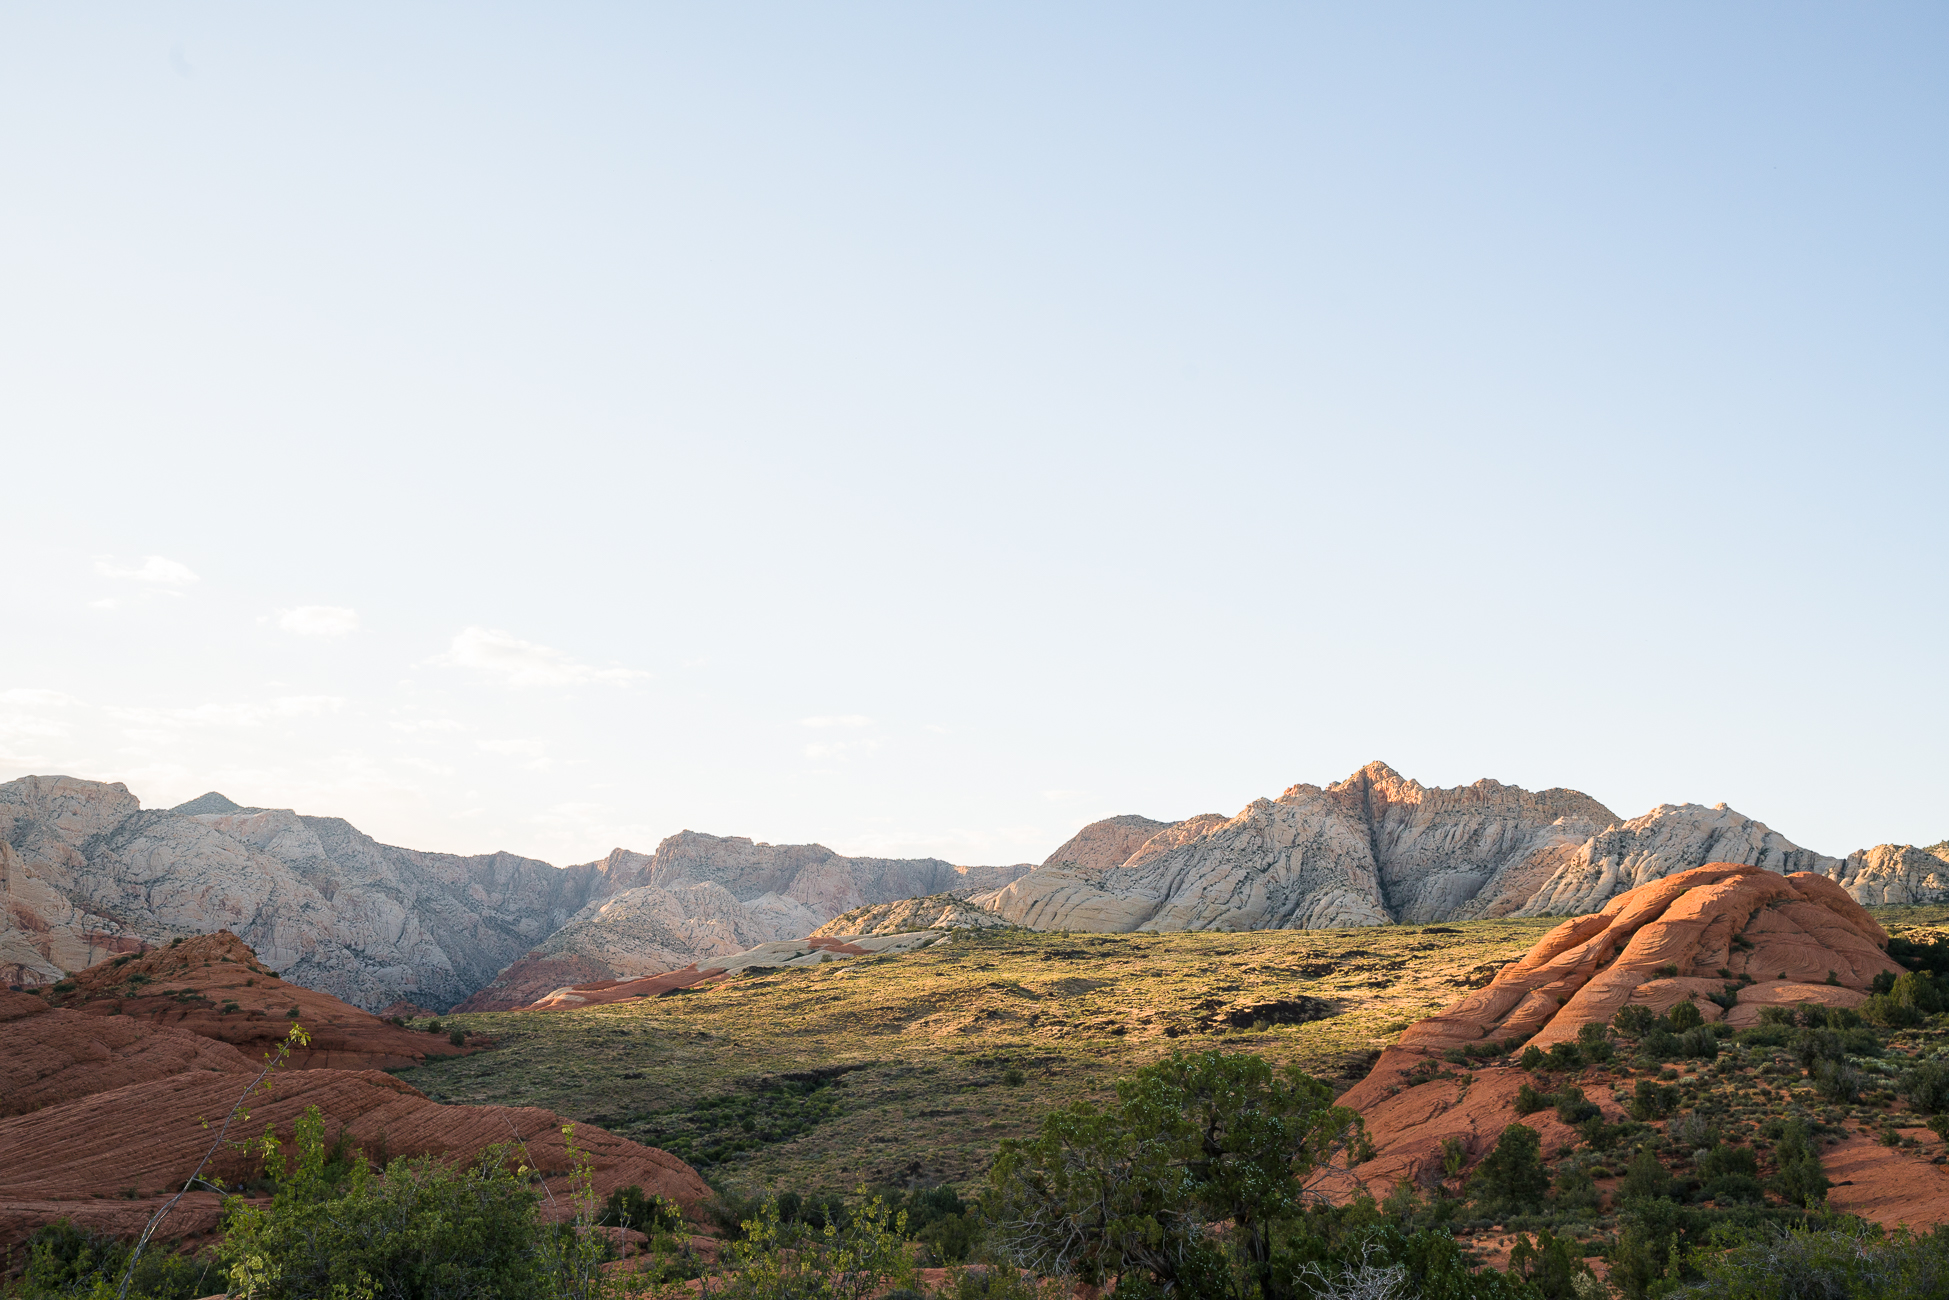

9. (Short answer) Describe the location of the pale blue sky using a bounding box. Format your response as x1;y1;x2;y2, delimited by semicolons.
2;5;1944;867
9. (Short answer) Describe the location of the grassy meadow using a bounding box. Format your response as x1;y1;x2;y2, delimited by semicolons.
395;918;1562;1198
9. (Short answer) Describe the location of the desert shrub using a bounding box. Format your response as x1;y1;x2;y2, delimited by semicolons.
879;1184;977;1263
1767;1119;1829;1208
1698;1144;1761;1204
985;1050;1363;1296
1573;1022;1613;1060
426;1019;443;1034
1863;992;1925;1029
216;1105;572;1300
1617;1145;1673;1203
1612;1005;1658;1038
448;1028;466;1047
1667;1111;1717;1150
598;1184;684;1231
8;1219;216;1300
1639;1027;1682;1061
1813;1059;1862;1103
1757;1005;1796;1027
1520;1045;1547;1070
1664;1220;1949;1298
1552;1086;1600;1126
1791;1028;1844;1075
1842;1025;1882;1056
1903;1060;1949;1115
1629;1080;1677;1122
1514;1083;1549;1116
1891;971;1945;1014
1466;1124;1549;1216
1541;1042;1583;1072
722;1193;913;1300
1654;964;1681;979
1548;1166;1601;1217
1678;1027;1719;1061
1576;1115;1632;1151
1506;1227;1597;1298
1668;1000;1703;1032
1735;1023;1792;1049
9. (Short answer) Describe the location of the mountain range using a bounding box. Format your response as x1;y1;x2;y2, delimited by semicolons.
2;763;1943;1012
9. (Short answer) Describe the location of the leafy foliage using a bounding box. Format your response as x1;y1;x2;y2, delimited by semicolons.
1466;1125;1549;1217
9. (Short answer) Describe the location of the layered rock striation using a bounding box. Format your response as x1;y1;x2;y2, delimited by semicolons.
1333;864;1904;1190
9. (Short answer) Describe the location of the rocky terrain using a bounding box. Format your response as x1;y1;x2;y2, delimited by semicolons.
1328;863;1949;1238
810;894;1013;937
0;776;1030;1012
0;937;712;1255
977;760;1949;935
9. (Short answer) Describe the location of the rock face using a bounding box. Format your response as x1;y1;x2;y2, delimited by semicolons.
810;894;1013;937
1335;863;1904;1190
455;833;1031;1012
45;931;481;1071
1832;843;1949;906
0;776;1032;1012
980;761;1946;933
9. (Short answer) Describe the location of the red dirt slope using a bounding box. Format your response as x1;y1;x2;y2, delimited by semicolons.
47;931;481;1070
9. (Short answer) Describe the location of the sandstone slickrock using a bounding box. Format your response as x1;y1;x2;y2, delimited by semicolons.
0;989;255;1118
0;1067;711;1253
42;931;481;1071
1335;863;1905;1192
978;761;1949;935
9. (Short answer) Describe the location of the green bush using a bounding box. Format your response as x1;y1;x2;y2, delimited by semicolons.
1905;1061;1949;1115
1769;1119;1829;1209
1519;1045;1546;1070
598;1184;684;1231
216;1105;580;1300
1513;1083;1549;1116
723;1193;913;1300
1864;992;1925;1029
448;1028;466;1047
1573;1022;1613;1064
1673;1221;1949;1297
1466;1124;1550;1217
1668;1000;1704;1032
1617;1145;1673;1203
1551;1086;1600;1126
8;1219;217;1300
985;1050;1362;1295
1629;1080;1677;1121
1612;1005;1658;1038
1813;1059;1862;1103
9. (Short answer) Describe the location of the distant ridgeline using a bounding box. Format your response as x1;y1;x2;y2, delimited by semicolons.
1;762;1942;1013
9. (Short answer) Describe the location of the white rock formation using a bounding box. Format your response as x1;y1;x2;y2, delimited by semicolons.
811;894;1014;936
979;762;1948;933
1831;844;1949;906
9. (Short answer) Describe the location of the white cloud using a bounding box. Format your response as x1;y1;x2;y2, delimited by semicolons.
799;714;874;729
278;606;360;637
0;689;76;707
95;556;199;586
428;627;648;687
804;739;879;762
107;696;343;728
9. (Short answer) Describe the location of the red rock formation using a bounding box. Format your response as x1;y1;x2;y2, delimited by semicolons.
0;1067;712;1253
1;988;254;1117
1338;864;1906;1196
48;931;481;1070
452;951;618;1013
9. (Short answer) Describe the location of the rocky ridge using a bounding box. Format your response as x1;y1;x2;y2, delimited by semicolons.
977;761;1949;935
809;894;1013;937
0;777;1031;1012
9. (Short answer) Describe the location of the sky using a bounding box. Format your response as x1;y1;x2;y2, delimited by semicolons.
1;5;1944;869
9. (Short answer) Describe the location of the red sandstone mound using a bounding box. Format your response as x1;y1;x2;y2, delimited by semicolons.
1;988;254;1117
1335;863;1907;1195
47;931;482;1070
0;1066;713;1253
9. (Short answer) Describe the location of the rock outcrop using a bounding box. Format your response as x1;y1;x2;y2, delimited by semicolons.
811;894;1013;937
0;1066;711;1253
0;776;1032;1012
456;833;1030;1011
1832;843;1949;906
1335;864;1905;1190
979;761;1945;933
42;931;481;1070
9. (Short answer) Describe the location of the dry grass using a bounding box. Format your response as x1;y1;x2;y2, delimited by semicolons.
396;918;1560;1200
